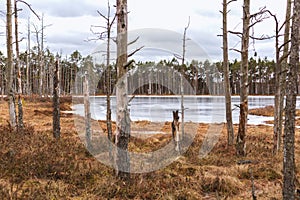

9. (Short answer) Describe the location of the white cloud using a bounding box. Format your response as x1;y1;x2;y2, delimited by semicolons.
0;0;288;62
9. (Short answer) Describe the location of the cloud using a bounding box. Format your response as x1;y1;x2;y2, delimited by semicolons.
23;0;106;18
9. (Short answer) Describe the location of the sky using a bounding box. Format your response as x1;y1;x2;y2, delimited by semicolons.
0;0;288;63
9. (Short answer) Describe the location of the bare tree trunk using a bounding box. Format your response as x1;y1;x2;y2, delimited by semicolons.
26;17;31;95
274;0;292;153
83;73;92;149
14;0;24;129
6;0;16;129
236;0;250;156
115;0;130;180
53;59;60;139
283;0;299;198
179;17;190;151
222;0;235;146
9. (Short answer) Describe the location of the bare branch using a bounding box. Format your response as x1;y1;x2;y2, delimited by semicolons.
278;39;291;51
174;53;182;60
128;36;139;46
128;46;144;57
97;10;108;21
229;48;242;53
249;34;276;40
227;0;237;5
278;50;291;64
16;0;40;20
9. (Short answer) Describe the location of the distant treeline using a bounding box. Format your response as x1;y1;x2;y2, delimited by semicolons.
0;49;284;96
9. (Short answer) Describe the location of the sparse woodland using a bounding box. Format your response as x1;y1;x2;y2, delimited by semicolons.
0;0;299;199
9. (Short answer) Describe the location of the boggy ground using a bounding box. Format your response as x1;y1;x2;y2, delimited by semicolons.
0;96;299;199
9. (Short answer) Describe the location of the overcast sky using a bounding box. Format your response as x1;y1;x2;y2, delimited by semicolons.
0;0;287;63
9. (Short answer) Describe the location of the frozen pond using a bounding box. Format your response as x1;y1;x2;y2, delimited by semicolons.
73;96;300;125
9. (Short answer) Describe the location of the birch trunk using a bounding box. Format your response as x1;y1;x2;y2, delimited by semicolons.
236;0;250;156
84;73;92;149
14;0;24;129
283;0;299;198
274;0;292;153
6;0;16;128
115;0;130;180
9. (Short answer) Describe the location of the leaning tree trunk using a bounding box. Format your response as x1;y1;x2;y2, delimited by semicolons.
222;0;234;146
115;0;130;180
236;0;250;156
6;0;16;129
53;59;61;139
283;0;299;198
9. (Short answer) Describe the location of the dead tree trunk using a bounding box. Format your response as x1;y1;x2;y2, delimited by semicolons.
26;17;31;95
53;58;60;139
96;1;116;159
222;0;235;146
274;0;292;153
115;0;130;180
14;0;24;129
283;0;299;198
236;0;250;156
6;0;16;129
180;17;190;142
83;73;92;149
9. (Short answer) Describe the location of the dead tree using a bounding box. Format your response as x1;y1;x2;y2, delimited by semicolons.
93;0;116;158
180;17;190;139
221;0;236;146
6;0;16;129
283;0;299;198
14;0;39;128
229;4;273;156
115;0;130;180
83;73;92;149
53;58;60;139
236;0;250;156
272;0;292;154
14;0;23;129
174;17;190;146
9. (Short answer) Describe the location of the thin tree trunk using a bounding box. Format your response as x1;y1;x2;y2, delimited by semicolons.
283;0;299;198
277;0;292;153
179;17;190;152
26;17;31;95
222;0;234;146
236;0;250;156
6;0;16;129
53;59;60;139
83;73;92;149
14;0;24;129
115;0;130;180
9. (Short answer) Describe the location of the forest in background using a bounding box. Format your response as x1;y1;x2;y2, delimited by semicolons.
0;50;278;97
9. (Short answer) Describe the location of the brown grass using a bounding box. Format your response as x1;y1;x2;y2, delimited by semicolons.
249;105;300;126
0;97;299;199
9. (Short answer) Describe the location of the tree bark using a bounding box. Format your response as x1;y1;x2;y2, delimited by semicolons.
236;0;250;156
83;73;92;149
222;0;234;146
283;0;299;198
53;59;60;139
6;0;16;129
115;0;130;180
26;17;31;95
14;0;24;129
274;0;292;154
